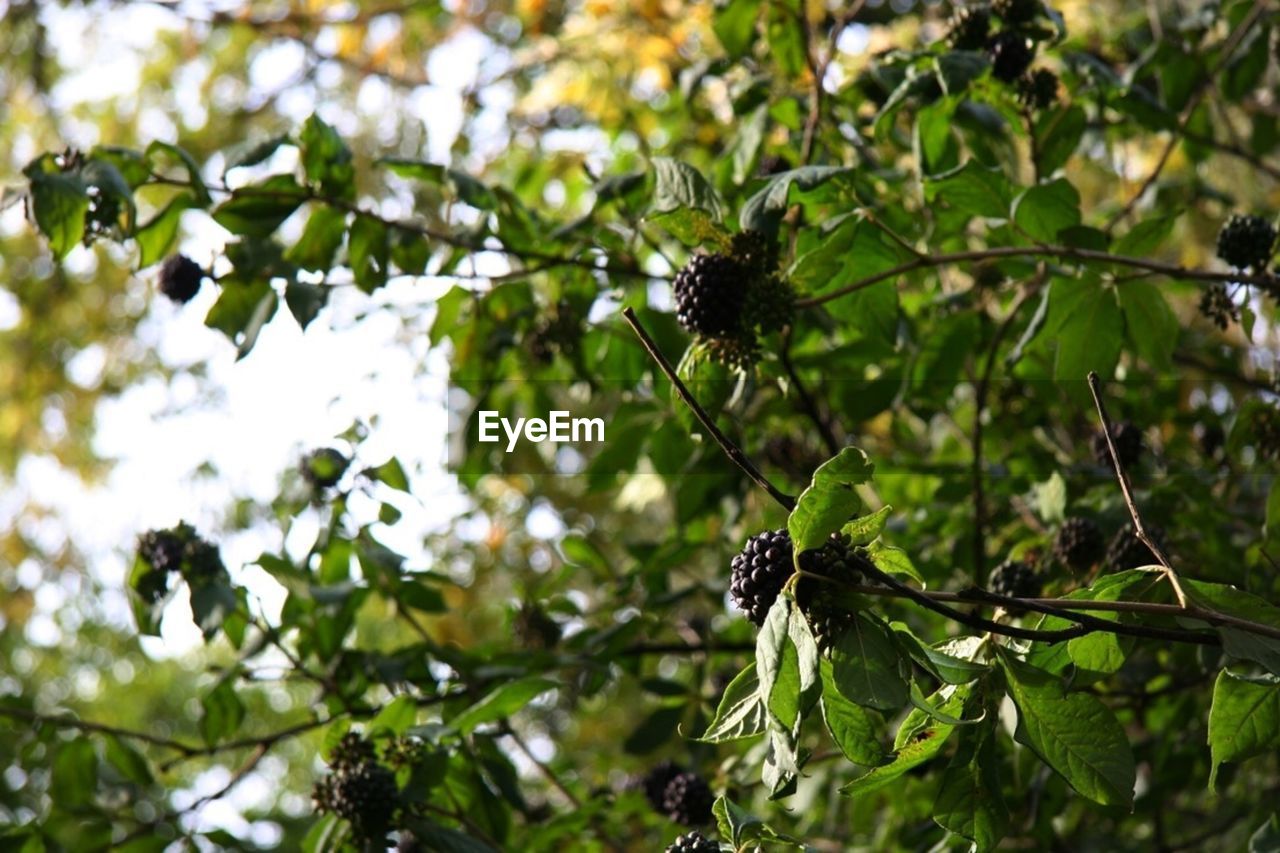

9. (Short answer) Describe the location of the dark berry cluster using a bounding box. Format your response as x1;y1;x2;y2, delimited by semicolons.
666;830;720;853
313;733;399;843
988;31;1035;82
796;533;873;655
988;559;1041;599
134;522;225;601
1017;68;1059;109
1216;215;1277;271
158;254;205;304
1090;421;1143;469
674;253;748;338
757;153;792;177
1053;516;1104;572
946;5;990;50
639;762;714;826
1104;523;1165;572
729;528;794;626
300;447;350;490
662;771;715;826
1199;282;1239;330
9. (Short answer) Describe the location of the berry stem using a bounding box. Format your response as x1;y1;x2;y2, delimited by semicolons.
621;307;797;512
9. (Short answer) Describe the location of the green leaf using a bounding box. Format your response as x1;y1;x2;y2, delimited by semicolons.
349;214;390;293
367;457;410;492
1185;580;1280;675
1034;105;1086;175
830;613;907;711
819;659;885;765
145;140;210;203
284;282;328;331
1049;278;1122;383
739;166;853;234
923;161;1012;219
842;506;892;546
893;627;990;684
205;276;277;358
624;704;683;755
451;677;557;734
368;695;418;737
1034;472;1067;524
651;157;723;219
756;595;793;726
52;738;98;808
26;168;89;258
841;684;970;795
788;447;875;553
864;541;924;585
213;174;306;237
1208;670;1280;790
298;114;355;200
189;580;237;638
104;735;153;786
713;0;761;59
933;722;1008;853
1012;178;1081;243
698;665;768;743
648;207;730;247
1000;655;1135;807
286;205;347;272
1112;214;1178;257
136;193;197;268
732;105;769;184
199;680;246;745
1117;281;1178;370
1222;27;1269;102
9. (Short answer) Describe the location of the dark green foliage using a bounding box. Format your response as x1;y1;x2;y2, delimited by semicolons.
1091;421;1143;469
988;559;1042;598
674;253;748;337
1216;214;1276;270
1253;406;1280;461
947;6;991;50
1053;517;1105;571
988;31;1035;82
157;254;204;303
730;528;794;626
661;771;714;826
666;830;719;853
300;447;350;489
513;602;561;650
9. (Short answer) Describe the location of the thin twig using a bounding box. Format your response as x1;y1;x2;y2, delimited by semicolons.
795;244;1279;309
501;722;581;807
780;324;840;456
1086;371;1189;608
620;307;796;511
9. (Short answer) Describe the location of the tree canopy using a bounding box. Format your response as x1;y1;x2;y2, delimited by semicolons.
4;0;1280;850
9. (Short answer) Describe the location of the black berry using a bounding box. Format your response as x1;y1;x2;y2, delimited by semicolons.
666;830;720;853
796;533;873;655
137;526;189;575
301;447;350;490
757;153;792;176
947;6;991;51
1018;68;1059;109
1053;517;1105;572
988;31;1035;82
1216;215;1277;271
1104;523;1166;572
641;760;685;812
988;559;1041;599
158;254;205;304
673;253;747;337
313;759;399;841
729;528;794;626
1091;421;1143;469
513;602;561;651
993;0;1040;24
662;771;714;826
